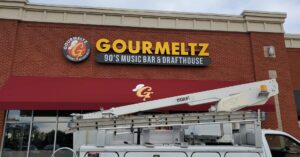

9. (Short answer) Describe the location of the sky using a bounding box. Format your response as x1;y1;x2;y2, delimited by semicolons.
29;0;300;34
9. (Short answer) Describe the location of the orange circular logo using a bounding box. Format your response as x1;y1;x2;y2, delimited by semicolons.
63;36;91;62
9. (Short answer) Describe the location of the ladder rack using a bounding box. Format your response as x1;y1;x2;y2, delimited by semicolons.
67;111;264;133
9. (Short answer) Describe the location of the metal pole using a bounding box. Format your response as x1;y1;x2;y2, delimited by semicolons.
53;111;58;154
26;111;34;157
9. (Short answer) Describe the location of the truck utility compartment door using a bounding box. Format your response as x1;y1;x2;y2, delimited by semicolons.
84;152;118;157
225;153;260;157
192;152;220;157
125;152;187;157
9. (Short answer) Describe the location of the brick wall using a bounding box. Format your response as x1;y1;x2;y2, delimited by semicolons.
0;20;299;139
11;22;255;81
287;48;300;139
0;20;18;87
288;48;300;89
0;19;18;145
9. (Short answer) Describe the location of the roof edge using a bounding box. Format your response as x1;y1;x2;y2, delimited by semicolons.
0;0;286;33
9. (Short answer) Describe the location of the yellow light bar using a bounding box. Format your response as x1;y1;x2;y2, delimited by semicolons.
260;85;268;92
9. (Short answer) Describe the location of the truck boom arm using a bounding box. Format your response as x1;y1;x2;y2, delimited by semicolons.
77;79;278;119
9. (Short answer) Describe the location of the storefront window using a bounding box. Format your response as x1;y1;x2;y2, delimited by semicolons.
54;123;73;157
29;123;56;157
2;123;30;157
33;111;57;122
54;111;74;157
58;111;77;122
7;110;32;122
1;110;79;157
56;123;73;148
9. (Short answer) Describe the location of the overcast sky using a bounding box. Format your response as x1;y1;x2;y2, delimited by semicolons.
30;0;300;34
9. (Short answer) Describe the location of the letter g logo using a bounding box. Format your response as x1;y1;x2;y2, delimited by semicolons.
132;84;154;101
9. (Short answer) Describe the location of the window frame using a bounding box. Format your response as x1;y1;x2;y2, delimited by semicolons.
265;133;300;156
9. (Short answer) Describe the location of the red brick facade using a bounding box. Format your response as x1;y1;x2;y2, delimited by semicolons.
0;19;299;138
287;48;300;139
288;48;300;89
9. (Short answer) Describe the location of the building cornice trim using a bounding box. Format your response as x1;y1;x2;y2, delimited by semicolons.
285;34;300;48
0;0;286;33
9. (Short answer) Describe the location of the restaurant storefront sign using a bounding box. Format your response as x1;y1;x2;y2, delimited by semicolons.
95;39;211;66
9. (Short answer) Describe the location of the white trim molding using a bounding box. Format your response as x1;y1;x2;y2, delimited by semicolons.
0;0;286;33
285;34;300;48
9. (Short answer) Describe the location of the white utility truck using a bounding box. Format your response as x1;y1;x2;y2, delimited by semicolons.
58;79;300;157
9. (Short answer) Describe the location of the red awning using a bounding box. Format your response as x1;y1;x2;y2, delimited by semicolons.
0;76;274;111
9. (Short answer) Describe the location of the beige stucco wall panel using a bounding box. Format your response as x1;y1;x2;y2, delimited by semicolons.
247;22;265;32
285;40;292;48
177;19;194;29
45;12;64;23
23;10;43;21
159;18;176;28
212;21;228;31
285;35;300;48
85;14;102;25
228;22;245;32
65;13;83;23
0;8;20;19
123;16;140;26
292;40;300;47
266;23;283;32
194;20;211;30
103;15;122;25
140;17;158;27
